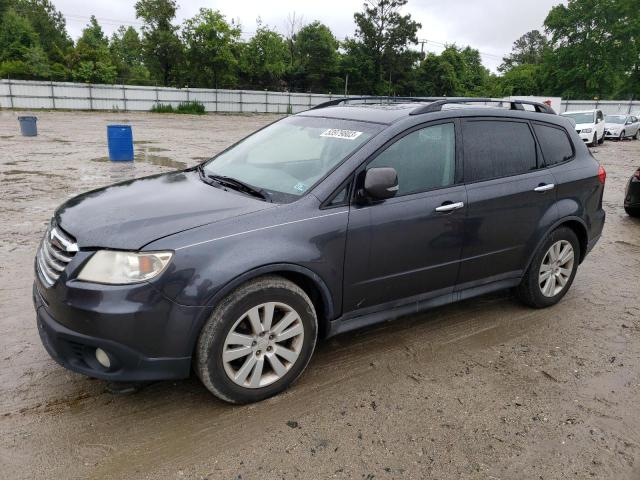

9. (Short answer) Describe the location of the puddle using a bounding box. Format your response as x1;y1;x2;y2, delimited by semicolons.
91;154;186;169
145;146;169;153
50;138;71;144
192;156;211;161
1;135;14;139
133;140;155;145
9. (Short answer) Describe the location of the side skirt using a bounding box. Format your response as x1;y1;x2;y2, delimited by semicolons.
326;277;521;338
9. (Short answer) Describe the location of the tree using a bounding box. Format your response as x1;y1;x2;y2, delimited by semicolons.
498;64;543;96
350;0;421;94
543;0;632;98
414;45;493;97
239;24;289;89
181;9;241;88
69;16;117;84
13;0;72;68
0;7;51;79
135;0;183;86
291;21;341;92
499;30;548;73
110;26;151;84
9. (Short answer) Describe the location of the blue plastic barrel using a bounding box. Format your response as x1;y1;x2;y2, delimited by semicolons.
107;125;134;161
18;116;38;136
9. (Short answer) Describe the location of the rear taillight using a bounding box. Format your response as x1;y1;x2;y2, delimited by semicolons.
598;165;606;184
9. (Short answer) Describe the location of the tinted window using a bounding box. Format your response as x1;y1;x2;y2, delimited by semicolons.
368;123;456;196
533;124;574;166
462;120;537;182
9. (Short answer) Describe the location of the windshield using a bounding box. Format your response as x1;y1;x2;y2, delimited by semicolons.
562;112;595;124
202;116;381;202
605;115;626;124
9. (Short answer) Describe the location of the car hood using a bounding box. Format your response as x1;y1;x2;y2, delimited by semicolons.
575;123;596;130
605;123;623;129
55;169;275;249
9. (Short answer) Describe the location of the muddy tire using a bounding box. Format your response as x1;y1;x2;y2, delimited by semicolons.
516;227;580;309
195;275;317;404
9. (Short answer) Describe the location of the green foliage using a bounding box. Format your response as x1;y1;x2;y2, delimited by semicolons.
135;0;183;86
69;16;117;84
151;100;205;114
239;24;289;89
415;45;494;97
110;26;151;84
499;30;548;73
0;7;51;79
543;0;637;98
2;0;639;101
350;0;421;95
181;9;241;88
290;21;341;93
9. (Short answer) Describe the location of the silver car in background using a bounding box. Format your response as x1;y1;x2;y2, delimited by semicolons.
605;114;640;140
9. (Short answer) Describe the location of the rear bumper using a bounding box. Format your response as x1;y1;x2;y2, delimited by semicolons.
33;278;199;381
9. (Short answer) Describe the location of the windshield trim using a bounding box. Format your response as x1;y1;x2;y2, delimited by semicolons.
200;115;384;204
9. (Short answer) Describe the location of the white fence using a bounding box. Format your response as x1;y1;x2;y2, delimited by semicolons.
0;79;339;114
1;79;639;115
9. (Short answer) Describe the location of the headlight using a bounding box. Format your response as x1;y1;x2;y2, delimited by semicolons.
77;251;173;284
581;128;592;133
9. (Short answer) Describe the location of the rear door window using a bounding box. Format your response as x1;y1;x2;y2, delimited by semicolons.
462;120;538;182
533;123;574;166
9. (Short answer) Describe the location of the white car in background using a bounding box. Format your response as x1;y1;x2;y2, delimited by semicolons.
604;114;640;140
561;110;605;147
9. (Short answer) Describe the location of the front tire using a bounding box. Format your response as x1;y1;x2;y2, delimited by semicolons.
598;133;604;144
590;133;597;147
195;276;318;404
516;227;580;308
619;131;625;141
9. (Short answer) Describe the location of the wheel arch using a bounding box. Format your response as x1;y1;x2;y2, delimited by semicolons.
525;216;589;273
189;264;336;352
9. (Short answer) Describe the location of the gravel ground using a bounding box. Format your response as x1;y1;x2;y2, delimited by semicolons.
0;111;639;480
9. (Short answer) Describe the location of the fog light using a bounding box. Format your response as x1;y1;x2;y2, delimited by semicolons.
95;348;111;368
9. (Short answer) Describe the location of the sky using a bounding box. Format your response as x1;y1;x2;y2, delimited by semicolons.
52;0;567;72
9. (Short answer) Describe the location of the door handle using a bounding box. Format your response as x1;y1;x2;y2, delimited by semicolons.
534;183;555;192
435;201;464;212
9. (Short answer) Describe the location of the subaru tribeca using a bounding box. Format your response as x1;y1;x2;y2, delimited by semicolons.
33;98;606;404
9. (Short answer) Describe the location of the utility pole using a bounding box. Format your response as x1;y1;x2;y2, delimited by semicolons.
344;74;349;97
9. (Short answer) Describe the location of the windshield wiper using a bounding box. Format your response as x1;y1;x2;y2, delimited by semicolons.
206;174;271;202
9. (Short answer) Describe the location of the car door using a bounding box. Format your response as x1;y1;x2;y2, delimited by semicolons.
596;110;605;140
456;118;559;292
342;121;466;314
629;116;640;136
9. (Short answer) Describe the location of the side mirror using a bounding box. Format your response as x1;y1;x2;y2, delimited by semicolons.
363;167;399;201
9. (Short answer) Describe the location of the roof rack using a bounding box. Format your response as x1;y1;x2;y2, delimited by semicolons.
310;96;435;110
409;98;556;115
310;96;556;115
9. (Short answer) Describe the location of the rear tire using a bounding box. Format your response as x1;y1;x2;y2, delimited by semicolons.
195;275;317;404
516;227;580;308
633;130;639;140
625;206;640;217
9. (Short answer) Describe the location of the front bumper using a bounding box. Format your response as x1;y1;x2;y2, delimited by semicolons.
32;270;209;381
577;131;595;143
604;131;622;139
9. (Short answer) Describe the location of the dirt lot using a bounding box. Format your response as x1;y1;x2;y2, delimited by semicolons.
1;111;639;480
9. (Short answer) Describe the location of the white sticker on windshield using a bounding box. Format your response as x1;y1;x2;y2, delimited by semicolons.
320;128;363;140
294;182;308;192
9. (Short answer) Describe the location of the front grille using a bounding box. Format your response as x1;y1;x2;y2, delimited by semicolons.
576;130;581;134
36;222;78;287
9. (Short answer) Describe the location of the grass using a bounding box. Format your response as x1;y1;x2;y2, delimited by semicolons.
151;101;206;115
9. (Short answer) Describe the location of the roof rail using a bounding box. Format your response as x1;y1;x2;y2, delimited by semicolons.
310;96;436;110
409;98;556;115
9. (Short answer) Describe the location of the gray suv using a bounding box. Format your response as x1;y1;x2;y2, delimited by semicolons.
33;98;606;404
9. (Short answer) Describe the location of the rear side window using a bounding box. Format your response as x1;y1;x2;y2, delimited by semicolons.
533;124;574;166
462;120;537;182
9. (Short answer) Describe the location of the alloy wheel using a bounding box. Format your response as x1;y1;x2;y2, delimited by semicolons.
539;240;575;297
222;302;304;388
